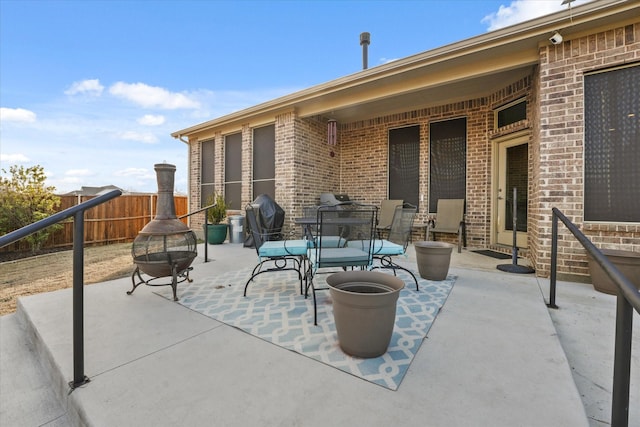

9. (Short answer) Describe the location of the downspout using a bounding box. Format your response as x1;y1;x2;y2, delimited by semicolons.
174;134;191;227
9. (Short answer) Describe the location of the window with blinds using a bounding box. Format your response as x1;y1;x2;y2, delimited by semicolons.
252;124;275;200
200;139;215;207
224;132;242;210
429;118;467;213
584;64;639;222
388;125;420;208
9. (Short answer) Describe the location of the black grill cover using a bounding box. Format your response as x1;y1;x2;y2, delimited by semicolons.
244;194;285;247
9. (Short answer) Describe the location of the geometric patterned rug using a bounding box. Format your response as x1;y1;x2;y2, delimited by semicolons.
155;267;456;390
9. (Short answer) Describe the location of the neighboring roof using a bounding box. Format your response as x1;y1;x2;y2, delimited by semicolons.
62;185;124;196
172;0;639;140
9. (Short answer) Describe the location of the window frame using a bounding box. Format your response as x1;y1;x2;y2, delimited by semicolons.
494;98;527;130
583;63;640;223
200;139;215;208
387;125;421;208
252;124;276;200
224;132;243;210
428;117;467;214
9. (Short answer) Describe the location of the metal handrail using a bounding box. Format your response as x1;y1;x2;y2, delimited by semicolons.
177;203;215;219
178;203;217;262
0;189;122;390
549;207;639;427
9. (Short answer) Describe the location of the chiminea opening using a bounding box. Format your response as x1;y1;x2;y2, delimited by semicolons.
128;163;197;301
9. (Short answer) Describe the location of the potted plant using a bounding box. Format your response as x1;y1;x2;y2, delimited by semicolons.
205;193;228;244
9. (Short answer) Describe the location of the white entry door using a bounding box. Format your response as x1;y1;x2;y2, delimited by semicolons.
495;135;529;248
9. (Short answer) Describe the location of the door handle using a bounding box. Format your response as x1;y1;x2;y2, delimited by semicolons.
498;196;504;200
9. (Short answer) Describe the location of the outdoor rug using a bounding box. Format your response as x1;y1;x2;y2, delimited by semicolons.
472;249;511;259
155;267;456;390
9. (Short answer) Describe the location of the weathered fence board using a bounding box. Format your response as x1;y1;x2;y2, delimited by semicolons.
1;195;188;254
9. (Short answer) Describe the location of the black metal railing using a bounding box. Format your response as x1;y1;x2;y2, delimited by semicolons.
178;203;217;263
0;189;122;390
548;207;640;427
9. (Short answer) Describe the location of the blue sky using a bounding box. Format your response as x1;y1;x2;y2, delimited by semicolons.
0;0;590;194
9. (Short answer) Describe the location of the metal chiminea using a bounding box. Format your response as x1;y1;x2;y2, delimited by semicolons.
128;163;197;301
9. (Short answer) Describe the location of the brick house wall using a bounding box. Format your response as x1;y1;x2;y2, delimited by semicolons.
338;78;532;250
535;22;640;278
183;20;639;281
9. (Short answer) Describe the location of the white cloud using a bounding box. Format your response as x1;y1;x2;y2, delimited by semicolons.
113;167;155;179
65;169;92;177
0;107;37;123
64;79;104;96
118;131;158;144
482;0;593;31
109;82;201;110
137;114;166;126
0;153;30;163
55;176;83;185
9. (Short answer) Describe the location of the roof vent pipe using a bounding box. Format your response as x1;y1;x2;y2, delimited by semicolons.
360;32;370;70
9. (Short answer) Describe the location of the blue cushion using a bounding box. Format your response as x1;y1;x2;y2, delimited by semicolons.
310;247;371;268
316;235;343;248
348;239;404;256
259;240;308;257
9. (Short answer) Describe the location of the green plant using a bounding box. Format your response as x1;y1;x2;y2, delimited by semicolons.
206;193;227;224
0;165;61;252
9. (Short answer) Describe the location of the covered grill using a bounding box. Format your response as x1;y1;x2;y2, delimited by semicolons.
128;163;197;301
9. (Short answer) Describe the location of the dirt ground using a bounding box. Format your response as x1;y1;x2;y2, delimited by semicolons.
0;243;134;316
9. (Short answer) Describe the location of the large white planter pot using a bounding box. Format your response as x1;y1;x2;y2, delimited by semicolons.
326;271;405;358
414;241;454;281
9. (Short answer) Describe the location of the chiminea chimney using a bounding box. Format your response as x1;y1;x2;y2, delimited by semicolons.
129;163;197;301
360;32;370;70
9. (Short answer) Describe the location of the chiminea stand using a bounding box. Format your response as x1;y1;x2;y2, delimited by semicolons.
128;261;193;301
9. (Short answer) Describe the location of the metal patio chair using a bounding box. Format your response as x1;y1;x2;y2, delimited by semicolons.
305;202;378;325
367;203;419;290
243;203;308;296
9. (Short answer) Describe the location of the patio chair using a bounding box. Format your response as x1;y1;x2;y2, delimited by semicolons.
243;204;308;296
425;199;466;253
376;199;403;238
367;203;419;290
305;202;378;325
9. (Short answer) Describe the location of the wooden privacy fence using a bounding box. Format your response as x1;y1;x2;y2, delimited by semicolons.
1;194;188;253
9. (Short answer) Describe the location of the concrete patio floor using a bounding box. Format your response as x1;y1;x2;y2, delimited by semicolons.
1;243;638;426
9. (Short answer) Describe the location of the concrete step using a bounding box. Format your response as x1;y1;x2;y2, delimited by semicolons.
0;312;70;427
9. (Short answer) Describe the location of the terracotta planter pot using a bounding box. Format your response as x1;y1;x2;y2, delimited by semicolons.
327;271;405;358
586;249;640;295
414;241;454;281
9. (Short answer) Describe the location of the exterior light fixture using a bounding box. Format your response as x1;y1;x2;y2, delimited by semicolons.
327;119;337;146
549;31;563;45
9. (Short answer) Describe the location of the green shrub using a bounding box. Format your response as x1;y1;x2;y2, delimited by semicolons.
0;165;61;252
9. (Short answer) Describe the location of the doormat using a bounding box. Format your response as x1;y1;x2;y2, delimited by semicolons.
472;249;511;259
155;267;455;391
